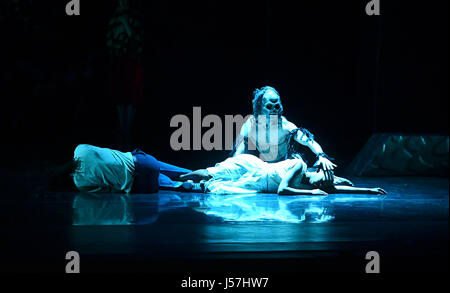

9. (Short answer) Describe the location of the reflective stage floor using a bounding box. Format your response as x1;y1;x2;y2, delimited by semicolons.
0;177;448;273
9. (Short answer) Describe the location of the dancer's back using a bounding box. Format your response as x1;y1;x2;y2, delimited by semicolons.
205;154;305;194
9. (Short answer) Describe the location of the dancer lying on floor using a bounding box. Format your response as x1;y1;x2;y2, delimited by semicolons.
180;154;386;196
48;144;196;193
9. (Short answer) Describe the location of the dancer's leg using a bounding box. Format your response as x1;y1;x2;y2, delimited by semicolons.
131;149;193;192
158;173;183;189
131;150;160;193
157;160;192;180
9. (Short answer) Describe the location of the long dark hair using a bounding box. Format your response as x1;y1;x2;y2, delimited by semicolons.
44;159;80;192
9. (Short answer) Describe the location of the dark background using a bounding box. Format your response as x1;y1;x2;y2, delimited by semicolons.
1;0;448;171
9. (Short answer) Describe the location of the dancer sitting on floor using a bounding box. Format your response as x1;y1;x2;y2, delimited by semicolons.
180;153;386;196
47;144;197;194
232;86;336;173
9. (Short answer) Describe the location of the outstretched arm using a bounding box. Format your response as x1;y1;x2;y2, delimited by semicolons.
292;128;337;171
278;186;328;196
324;185;387;195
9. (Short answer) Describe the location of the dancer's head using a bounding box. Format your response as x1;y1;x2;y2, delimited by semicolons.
252;86;284;117
302;168;333;188
288;157;332;190
45;159;80;192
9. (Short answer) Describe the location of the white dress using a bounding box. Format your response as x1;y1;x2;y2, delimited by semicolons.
205;154;305;194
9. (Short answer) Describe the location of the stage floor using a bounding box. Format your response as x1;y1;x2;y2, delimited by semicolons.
0;176;448;273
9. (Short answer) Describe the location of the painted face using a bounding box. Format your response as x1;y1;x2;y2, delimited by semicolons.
261;89;283;116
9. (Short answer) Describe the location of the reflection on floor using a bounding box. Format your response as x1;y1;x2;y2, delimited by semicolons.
73;192;338;225
0;177;448;272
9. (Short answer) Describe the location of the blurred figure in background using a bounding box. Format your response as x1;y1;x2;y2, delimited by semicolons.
106;0;144;150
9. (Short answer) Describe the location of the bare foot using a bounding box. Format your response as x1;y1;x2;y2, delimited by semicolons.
179;170;212;182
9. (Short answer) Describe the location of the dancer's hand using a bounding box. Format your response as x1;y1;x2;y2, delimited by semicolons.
314;156;337;172
312;189;328;196
370;188;387;195
314;157;336;185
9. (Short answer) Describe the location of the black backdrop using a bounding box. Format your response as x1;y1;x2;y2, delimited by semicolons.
2;0;448;170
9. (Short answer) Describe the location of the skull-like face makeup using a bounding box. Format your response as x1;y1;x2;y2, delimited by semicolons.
260;89;283;116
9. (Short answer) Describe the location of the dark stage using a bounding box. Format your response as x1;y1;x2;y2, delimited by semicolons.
0;0;448;283
1;176;447;275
